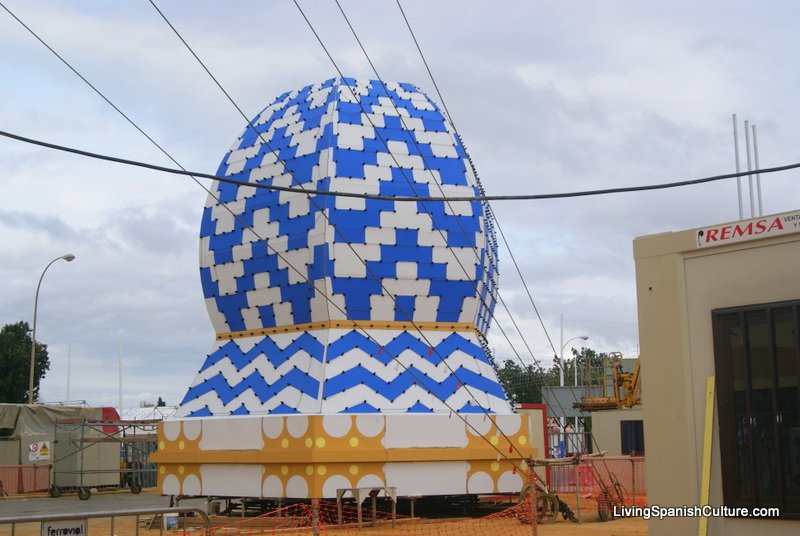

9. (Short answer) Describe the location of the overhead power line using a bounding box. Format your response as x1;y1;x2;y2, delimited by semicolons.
329;0;552;434
393;0;562;359
149;0;519;451
1;1;519;465
291;0;541;459
391;0;587;452
2;128;797;203
0;0;527;469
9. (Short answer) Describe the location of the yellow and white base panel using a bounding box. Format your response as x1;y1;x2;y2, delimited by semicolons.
152;413;536;498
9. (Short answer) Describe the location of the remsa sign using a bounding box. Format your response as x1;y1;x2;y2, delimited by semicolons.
696;211;800;248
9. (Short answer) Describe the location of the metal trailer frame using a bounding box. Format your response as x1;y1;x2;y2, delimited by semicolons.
50;418;160;500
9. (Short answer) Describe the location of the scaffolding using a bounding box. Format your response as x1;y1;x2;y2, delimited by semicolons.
50;418;159;500
574;352;641;411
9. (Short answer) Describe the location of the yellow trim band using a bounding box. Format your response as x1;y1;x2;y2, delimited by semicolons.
153;446;531;465
698;376;715;536
216;320;478;340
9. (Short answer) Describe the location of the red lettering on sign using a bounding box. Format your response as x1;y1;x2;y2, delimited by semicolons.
703;216;784;245
767;217;784;232
732;222;752;237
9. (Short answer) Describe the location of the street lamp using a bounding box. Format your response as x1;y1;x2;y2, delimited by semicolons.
557;333;588;457
28;254;75;404
559;335;589;387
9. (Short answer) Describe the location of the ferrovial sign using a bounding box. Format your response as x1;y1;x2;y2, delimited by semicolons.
696;210;800;248
41;520;87;536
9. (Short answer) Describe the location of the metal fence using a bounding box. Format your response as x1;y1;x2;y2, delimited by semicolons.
546;431;593;457
0;464;50;494
0;507;210;536
548;456;646;505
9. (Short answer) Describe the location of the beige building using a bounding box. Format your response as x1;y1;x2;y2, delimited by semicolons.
634;209;800;535
591;406;644;457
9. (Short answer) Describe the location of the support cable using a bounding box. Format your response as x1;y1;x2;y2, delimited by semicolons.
393;0;596;453
0;0;531;474
149;0;531;460
331;0;566;446
292;0;547;457
2;128;795;203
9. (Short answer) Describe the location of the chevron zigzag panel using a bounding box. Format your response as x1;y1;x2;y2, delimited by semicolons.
154;78;536;498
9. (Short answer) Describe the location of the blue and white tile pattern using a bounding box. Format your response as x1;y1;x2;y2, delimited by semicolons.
178;78;508;417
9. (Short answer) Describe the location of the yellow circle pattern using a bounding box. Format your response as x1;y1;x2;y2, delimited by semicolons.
156;414;536;498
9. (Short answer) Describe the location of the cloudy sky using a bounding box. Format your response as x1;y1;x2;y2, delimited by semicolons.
1;0;798;408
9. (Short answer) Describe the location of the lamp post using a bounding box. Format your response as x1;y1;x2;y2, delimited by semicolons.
559;335;589;387
573;339;589;387
28;254;75;404
555;314;589;457
560;327;588;455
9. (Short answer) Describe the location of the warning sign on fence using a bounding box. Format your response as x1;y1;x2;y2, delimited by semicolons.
28;441;50;461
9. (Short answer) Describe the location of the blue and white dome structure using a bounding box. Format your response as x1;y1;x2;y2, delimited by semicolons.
176;77;509;418
156;78;536;500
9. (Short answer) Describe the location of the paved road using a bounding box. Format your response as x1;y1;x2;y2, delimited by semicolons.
0;490;206;517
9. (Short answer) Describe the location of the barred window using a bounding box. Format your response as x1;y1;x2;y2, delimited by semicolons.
620;420;645;456
713;301;800;517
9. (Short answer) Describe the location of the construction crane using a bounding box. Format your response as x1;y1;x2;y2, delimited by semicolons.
573;352;641;411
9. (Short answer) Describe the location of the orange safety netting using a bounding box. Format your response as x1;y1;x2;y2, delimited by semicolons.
180;493;639;536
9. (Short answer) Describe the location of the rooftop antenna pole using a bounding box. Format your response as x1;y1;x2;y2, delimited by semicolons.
66;343;71;402
732;114;744;220
744;119;755;218
752;124;763;216
118;340;123;410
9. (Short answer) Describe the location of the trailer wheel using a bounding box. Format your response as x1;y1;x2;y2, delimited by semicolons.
131;482;142;494
536;494;559;523
77;487;91;500
517;486;559;524
49;485;61;498
597;490;613;521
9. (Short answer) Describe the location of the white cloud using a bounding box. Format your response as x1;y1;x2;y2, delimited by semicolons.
1;0;799;407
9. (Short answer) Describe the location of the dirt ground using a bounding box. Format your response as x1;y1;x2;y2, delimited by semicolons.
2;518;648;536
0;491;647;536
1;511;647;536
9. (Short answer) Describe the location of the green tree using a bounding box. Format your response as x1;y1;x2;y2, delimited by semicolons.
496;359;559;404
0;321;50;403
497;346;608;404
